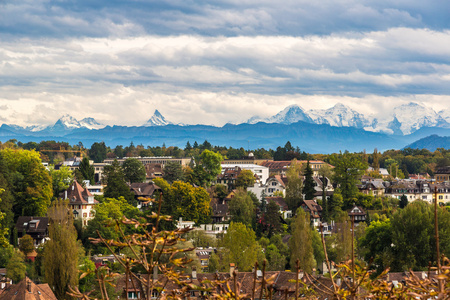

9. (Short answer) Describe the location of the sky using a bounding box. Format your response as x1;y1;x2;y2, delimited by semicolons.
1;0;450;127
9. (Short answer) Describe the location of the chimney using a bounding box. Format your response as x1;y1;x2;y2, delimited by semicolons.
65;190;67;199
229;263;235;277
192;267;197;280
153;265;158;281
27;280;32;293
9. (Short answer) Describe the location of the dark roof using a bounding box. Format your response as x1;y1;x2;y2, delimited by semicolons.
301;200;322;219
15;217;49;235
265;196;289;211
436;166;450;174
0;277;57;300
130;182;161;197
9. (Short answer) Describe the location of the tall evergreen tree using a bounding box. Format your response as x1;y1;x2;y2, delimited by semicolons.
79;157;95;184
285;159;303;213
44;200;79;299
302;161;316;200
122;158;146;183
103;159;135;205
289;208;315;273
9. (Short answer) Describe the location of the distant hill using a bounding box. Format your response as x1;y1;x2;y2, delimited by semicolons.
404;135;450;152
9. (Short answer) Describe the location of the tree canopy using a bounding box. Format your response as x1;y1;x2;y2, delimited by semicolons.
122;157;146;183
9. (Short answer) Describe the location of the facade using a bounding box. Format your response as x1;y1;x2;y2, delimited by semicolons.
265;175;287;197
435;166;450;183
300;200;322;227
63;181;98;226
103;157;191;168
220;163;269;184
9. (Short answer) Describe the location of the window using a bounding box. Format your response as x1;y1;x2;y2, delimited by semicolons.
422;195;428;200
271;182;277;186
439;195;443;200
83;213;87;218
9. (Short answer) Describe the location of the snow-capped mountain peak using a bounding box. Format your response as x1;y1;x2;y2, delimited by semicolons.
144;110;173;126
53;114;81;129
79;117;104;130
247;104;312;124
308;103;371;129
391;102;444;135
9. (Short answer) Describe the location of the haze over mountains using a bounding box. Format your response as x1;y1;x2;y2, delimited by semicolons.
1;102;449;153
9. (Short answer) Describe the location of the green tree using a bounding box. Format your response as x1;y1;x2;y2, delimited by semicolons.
229;188;255;227
1;148;53;217
330;152;367;208
49;165;73;199
6;249;26;283
19;234;35;257
236;170;255;189
265;244;286;271
79;157;95;184
390;201;450;271
399;194;408;208
289;208;315;273
263;200;282;236
44;200;79;300
358;218;393;274
285;159;303;212
0;243;14;267
195;150;223;186
163;161;185;183
89;142;107;163
219;222;259;271
318;164;333;222
302;161;316;200
326;211;352;263
83;197;141;253
169;181;212;224
122;158;146;183
0;189;9;246
103;159;135;205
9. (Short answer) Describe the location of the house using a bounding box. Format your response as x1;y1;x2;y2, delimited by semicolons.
348;205;366;224
265;196;292;219
261;161;291;175
367;166;390;179
129;182;161;209
0;276;57;300
144;163;163;181
435;166;450;183
265;175;287;197
195;248;215;272
220;164;269;184
15;217;49;247
300;200;322;227
63;181;98;226
114;266;334;300
215;166;242;190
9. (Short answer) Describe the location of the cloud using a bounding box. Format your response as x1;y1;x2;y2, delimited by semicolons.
0;1;449;127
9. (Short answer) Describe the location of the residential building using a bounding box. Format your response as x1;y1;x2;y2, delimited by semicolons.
348;205;367;224
300;200;322;227
103;157;191;168
15;217;49;247
220;164;269;184
265;175;287;197
0;277;57;300
265;196;292;219
129;182;161;210
63;181;98;226
435;166;450;183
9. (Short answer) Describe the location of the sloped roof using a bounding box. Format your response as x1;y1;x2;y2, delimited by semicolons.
16;217;49;235
0;277;57;300
63;181;96;205
265;196;288;211
130;182;161;197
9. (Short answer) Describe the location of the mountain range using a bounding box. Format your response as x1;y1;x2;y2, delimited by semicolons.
0;103;449;153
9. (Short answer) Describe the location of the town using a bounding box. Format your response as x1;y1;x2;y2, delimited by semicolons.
1;140;450;299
